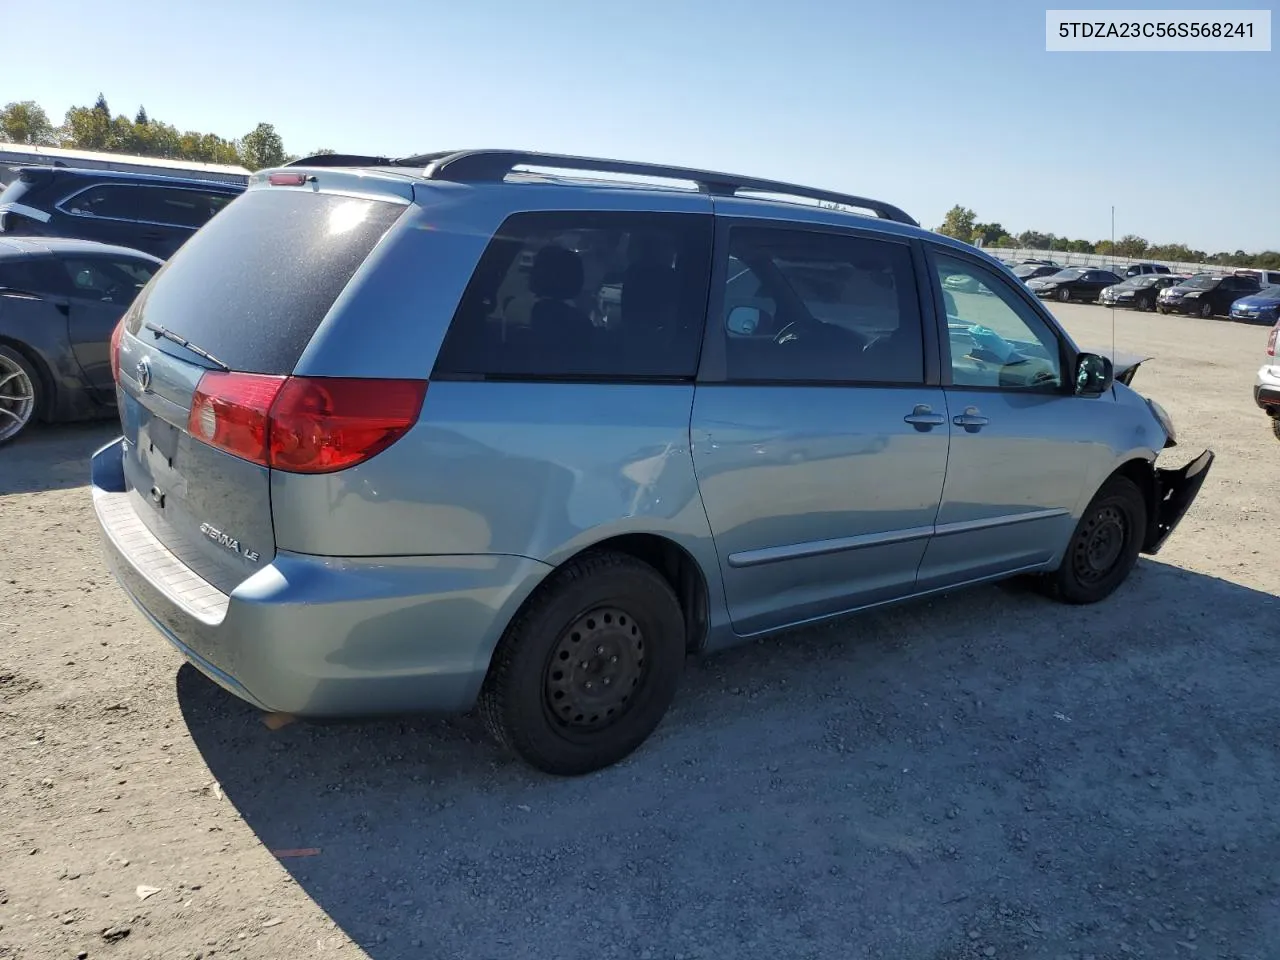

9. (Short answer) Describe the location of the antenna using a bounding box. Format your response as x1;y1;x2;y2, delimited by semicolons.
1110;204;1116;365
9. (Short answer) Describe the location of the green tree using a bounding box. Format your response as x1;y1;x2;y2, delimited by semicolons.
994;233;1016;247
61;104;113;150
1095;240;1115;256
936;205;977;241
310;148;337;156
971;221;1007;246
238;122;287;171
1016;230;1051;249
0;100;57;144
1066;239;1095;253
1115;234;1148;258
135;106;149;126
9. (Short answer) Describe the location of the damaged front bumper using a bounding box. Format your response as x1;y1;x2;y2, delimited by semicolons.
1142;450;1214;555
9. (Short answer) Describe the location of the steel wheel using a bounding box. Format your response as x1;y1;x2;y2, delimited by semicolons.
544;606;646;730
1071;505;1129;585
0;350;37;444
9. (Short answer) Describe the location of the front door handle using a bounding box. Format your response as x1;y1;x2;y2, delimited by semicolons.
953;406;989;432
904;403;946;431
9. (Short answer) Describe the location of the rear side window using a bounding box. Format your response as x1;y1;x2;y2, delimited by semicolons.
433;211;713;380
62;257;157;302
61;184;232;228
126;190;404;374
0;258;63;294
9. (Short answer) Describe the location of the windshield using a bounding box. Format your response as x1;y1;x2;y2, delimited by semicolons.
1049;268;1085;280
1181;275;1218;290
1257;284;1280;299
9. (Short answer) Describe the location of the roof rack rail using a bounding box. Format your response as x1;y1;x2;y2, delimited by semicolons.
398;149;918;226
285;153;397;168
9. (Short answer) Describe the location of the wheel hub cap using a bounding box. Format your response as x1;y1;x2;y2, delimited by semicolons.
1073;505;1128;583
545;607;645;729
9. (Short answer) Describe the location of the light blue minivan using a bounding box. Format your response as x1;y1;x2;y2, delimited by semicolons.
92;150;1212;774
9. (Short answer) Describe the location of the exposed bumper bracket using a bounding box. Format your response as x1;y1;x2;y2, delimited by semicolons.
1142;450;1214;555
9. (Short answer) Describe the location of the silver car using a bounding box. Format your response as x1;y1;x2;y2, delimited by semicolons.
91;150;1213;775
1256;319;1280;440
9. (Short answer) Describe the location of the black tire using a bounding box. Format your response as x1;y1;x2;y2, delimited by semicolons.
1157;305;1168;315
1041;476;1147;605
1138;295;1154;312
0;344;42;447
1271;417;1280;442
1057;287;1072;302
478;551;685;775
1199;300;1215;319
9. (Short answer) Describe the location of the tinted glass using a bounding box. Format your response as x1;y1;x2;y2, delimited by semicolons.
60;185;147;220
63;257;157;302
133;188;225;228
1261;285;1280;299
125;190;404;374
0;257;61;294
716;226;923;384
434;211;713;379
1051;268;1086;280
936;253;1063;391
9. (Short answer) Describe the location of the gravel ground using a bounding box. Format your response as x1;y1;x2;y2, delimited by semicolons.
1;303;1277;960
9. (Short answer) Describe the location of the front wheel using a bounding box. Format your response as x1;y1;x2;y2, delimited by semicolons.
1199;300;1215;319
1040;476;1147;605
1057;287;1072;302
1271;417;1280;442
479;551;686;775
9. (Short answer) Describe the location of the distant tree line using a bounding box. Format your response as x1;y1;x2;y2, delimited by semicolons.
936;204;1280;271
0;94;337;172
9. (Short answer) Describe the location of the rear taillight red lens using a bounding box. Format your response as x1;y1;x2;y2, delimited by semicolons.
188;372;286;466
109;321;124;383
1268;326;1278;357
187;373;426;474
269;377;427;473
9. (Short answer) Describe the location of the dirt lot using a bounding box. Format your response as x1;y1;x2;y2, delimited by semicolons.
1;303;1277;960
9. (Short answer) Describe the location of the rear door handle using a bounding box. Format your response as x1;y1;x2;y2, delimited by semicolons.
953;406;989;432
904;403;946;430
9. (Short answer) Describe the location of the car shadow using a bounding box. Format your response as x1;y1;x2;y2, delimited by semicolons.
180;560;1280;959
0;421;118;494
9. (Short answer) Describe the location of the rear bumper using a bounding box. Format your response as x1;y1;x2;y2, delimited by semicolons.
1255;366;1280;413
1142;450;1214;555
91;437;552;717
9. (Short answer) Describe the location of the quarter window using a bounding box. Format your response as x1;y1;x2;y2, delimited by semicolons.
935;253;1064;391
716;226;924;384
434;211;713;379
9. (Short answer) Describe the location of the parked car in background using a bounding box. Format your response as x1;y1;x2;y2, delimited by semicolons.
1012;263;1065;284
0;237;161;444
0;166;244;260
1234;268;1280;288
1119;263;1172;278
91;148;1211;775
1255;319;1280;441
1027;267;1123;303
1099;274;1188;311
1230;285;1280;324
1158;273;1261;318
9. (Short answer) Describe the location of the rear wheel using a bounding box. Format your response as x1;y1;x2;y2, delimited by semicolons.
0;346;41;446
479;551;685;775
1057;287;1072;302
1040;476;1147;605
1271;417;1280;442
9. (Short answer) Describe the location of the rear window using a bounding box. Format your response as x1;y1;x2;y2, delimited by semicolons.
433;211;713;380
126;190;404;374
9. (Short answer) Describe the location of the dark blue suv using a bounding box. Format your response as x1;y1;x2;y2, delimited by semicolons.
0;166;244;259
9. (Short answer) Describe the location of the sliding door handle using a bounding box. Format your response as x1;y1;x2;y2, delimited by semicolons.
904;403;946;430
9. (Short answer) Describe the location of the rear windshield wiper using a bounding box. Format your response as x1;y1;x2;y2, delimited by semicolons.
144;323;230;372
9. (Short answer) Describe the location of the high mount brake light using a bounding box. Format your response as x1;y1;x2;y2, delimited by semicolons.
187;373;426;473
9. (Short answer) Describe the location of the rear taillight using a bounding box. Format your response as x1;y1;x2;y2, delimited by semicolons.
187;373;426;474
109;321;124;383
1268;326;1278;358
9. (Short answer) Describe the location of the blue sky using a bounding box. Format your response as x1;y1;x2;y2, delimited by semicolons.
5;0;1276;251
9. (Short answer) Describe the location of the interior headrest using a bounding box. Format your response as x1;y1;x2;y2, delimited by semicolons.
529;245;584;300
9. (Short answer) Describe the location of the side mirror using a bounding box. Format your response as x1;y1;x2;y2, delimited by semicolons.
1075;352;1113;396
727;305;766;336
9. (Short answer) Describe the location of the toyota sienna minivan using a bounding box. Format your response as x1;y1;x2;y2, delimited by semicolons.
92;149;1213;774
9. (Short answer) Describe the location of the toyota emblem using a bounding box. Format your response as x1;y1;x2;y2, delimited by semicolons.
136;357;153;392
